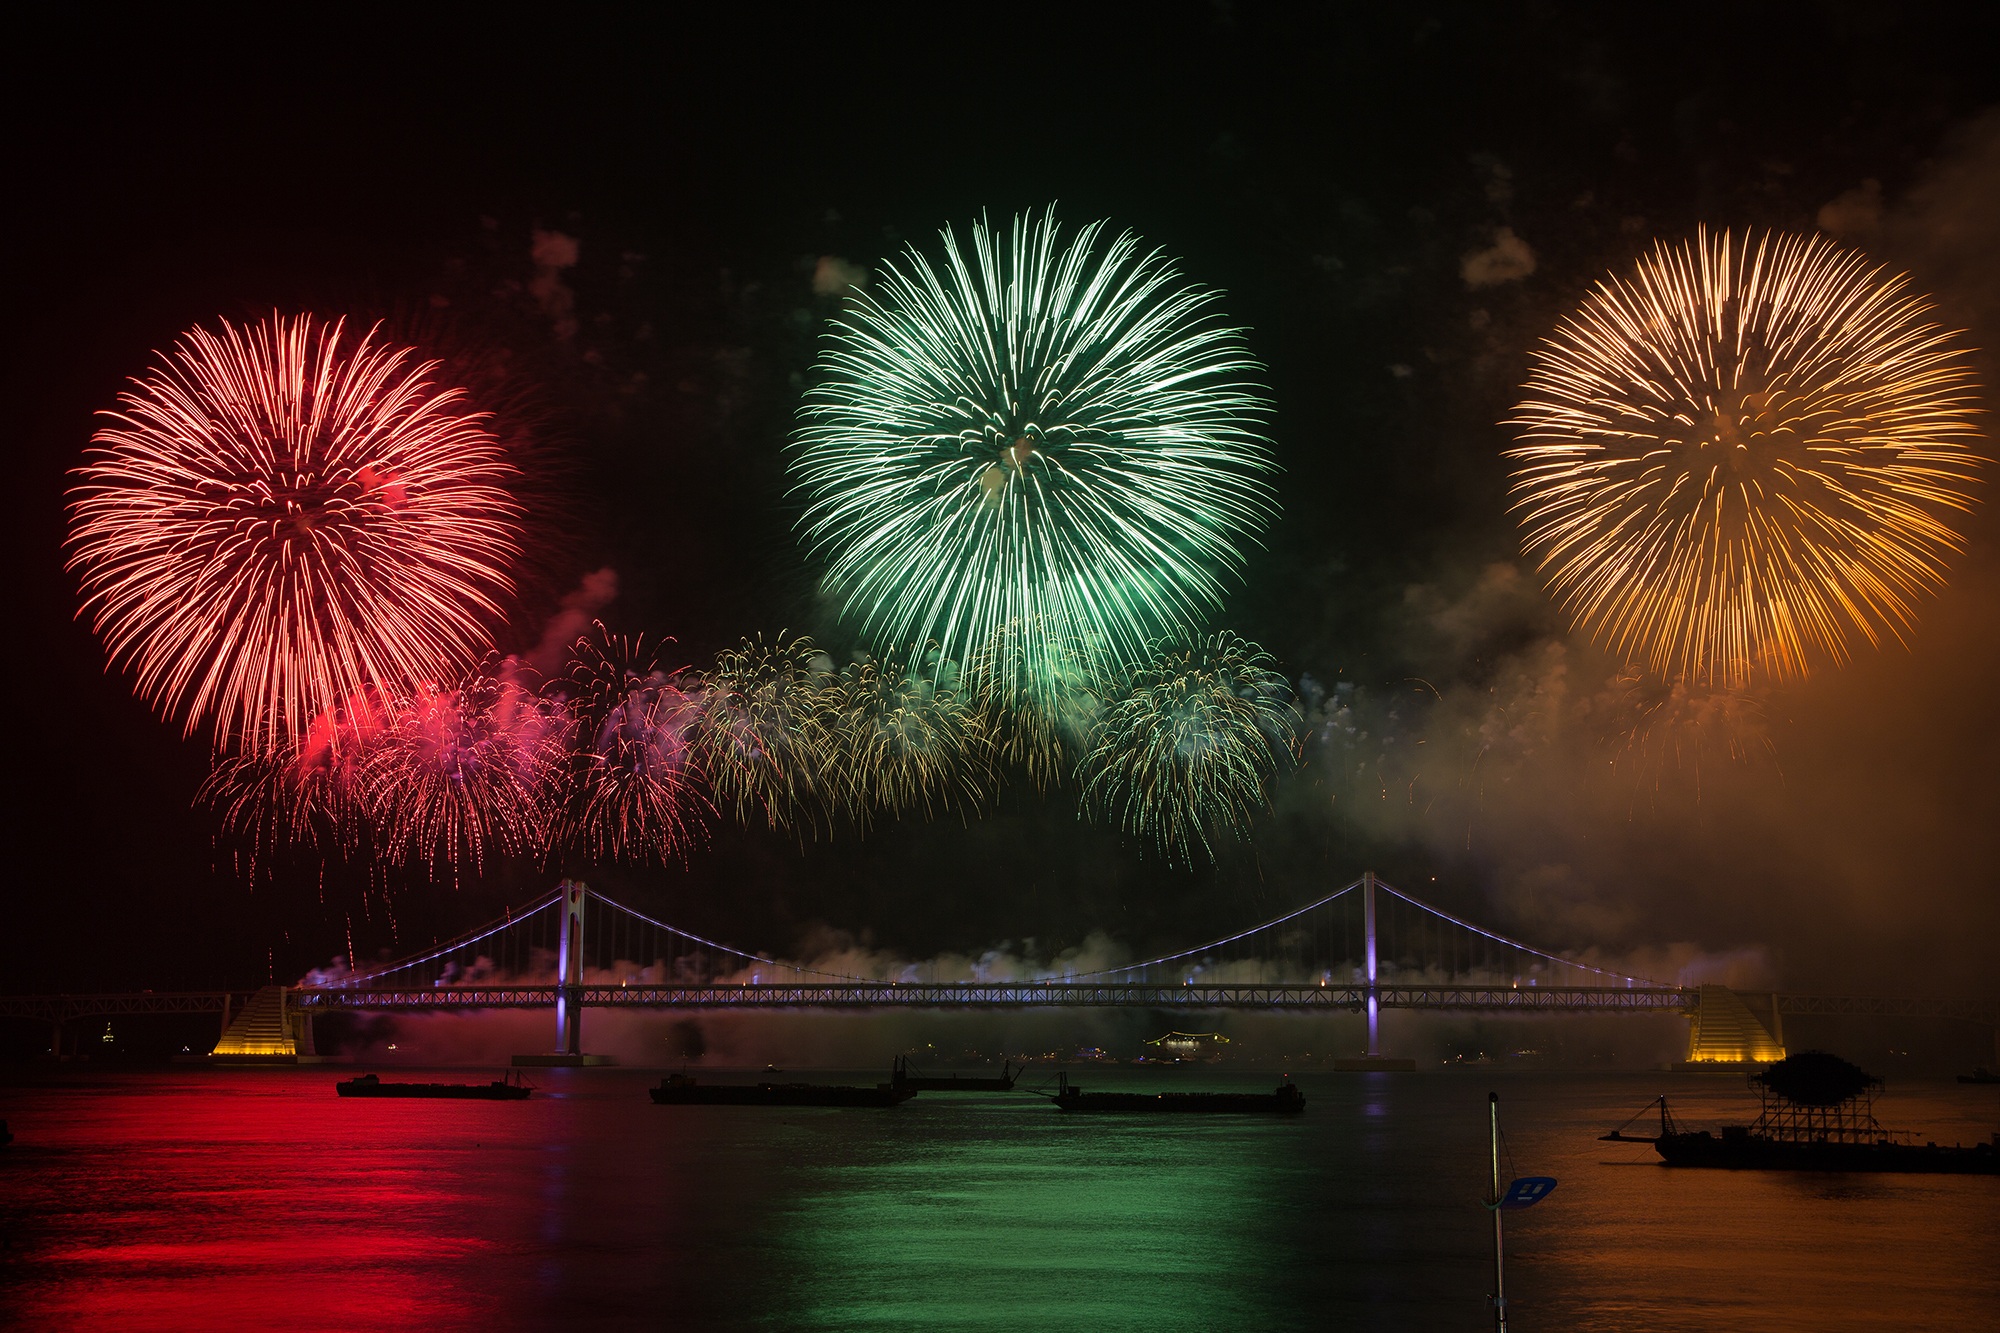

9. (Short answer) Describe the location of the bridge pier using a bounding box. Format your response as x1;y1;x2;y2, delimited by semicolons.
515;880;612;1067
1333;871;1416;1070
1364;870;1379;1058
556;879;583;1055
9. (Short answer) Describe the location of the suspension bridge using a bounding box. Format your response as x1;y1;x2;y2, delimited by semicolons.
6;873;1994;1065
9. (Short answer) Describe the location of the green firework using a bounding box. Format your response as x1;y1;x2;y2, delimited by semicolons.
793;208;1276;703
1079;633;1300;868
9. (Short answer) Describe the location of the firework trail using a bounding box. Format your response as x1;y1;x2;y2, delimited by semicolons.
361;663;572;881
831;647;994;826
968;627;1105;788
200;687;390;879
1079;633;1300;868
793;208;1276;704
68;314;522;754
690;634;841;836
560;629;712;866
1508;228;1982;690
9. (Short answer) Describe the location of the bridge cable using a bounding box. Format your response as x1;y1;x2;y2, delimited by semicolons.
1071;878;1365;980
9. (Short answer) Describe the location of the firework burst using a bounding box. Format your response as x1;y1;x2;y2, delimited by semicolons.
1079;633;1300;868
690;634;841;835
199;687;391;879
968;626;1105;788
362;664;571;881
68;314;522;753
560;629;712;866
793;208;1276;703
1508;228;1983;689
832;647;994;826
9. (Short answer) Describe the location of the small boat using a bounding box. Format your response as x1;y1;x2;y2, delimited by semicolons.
1047;1072;1305;1114
1958;1067;2000;1085
1602;1052;1999;1175
649;1070;916;1107
336;1072;533;1100
892;1057;1021;1092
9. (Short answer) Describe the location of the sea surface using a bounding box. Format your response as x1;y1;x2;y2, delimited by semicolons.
0;1065;1995;1331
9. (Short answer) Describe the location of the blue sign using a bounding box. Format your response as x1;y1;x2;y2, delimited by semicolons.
1497;1176;1558;1210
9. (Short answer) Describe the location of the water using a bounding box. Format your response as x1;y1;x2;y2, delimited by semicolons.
1;1067;1995;1331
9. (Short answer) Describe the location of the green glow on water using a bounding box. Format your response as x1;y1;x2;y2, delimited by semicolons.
766;1096;1304;1330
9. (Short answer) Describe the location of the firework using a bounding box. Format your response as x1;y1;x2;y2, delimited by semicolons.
968;627;1105;787
68;314;522;753
690;634;841;835
831;647;993;825
1508;228;1983;689
200;687;391;878
560;629;712;865
362;664;571;880
1079;633;1300;868
793;208;1277;703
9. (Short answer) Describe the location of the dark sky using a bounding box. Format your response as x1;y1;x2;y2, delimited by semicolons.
8;5;1999;998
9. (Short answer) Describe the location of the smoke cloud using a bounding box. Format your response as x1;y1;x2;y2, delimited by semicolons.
526;566;619;676
1245;114;2000;1008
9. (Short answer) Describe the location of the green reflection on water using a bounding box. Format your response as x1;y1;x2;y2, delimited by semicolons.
767;1095;1308;1331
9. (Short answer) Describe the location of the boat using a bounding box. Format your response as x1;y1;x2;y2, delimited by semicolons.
1046;1072;1305;1114
1602;1051;1999;1175
892;1058;1021;1092
336;1072;533;1100
1959;1067;2000;1085
649;1069;916;1107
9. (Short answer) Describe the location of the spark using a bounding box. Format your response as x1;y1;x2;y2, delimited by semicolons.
560;629;712;866
793;208;1277;704
68;314;521;753
1079;633;1300;868
1507;228;1982;689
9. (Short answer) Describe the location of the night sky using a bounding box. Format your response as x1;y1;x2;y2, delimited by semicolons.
10;6;1999;1002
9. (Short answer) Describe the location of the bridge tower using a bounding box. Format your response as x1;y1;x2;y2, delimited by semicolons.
516;879;610;1065
1363;870;1380;1057
1332;871;1415;1070
555;879;585;1056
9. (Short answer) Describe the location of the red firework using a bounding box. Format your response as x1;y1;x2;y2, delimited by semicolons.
562;630;713;865
362;666;572;881
67;314;523;754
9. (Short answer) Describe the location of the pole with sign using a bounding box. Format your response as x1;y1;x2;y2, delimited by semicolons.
1487;1091;1557;1331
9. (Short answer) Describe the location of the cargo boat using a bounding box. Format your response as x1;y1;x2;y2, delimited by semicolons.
1048;1072;1304;1114
892;1058;1021;1092
649;1070;916;1107
336;1072;532;1100
1602;1051;1999;1175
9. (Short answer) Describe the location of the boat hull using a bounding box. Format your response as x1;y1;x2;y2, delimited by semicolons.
650;1081;915;1107
337;1081;530;1100
1656;1131;1998;1174
1054;1085;1305;1114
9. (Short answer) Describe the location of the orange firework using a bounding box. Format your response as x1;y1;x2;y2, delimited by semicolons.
1507;228;1982;689
67;314;522;754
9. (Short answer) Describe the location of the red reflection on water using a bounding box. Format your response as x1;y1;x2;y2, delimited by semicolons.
4;1071;547;1333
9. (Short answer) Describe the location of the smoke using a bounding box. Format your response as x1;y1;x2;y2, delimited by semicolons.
529;228;580;340
1818;108;2000;345
812;256;868;297
1250;113;2000;1002
526;566;619;675
1460;227;1537;287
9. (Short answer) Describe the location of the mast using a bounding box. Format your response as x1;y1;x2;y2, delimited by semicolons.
1491;1091;1508;1332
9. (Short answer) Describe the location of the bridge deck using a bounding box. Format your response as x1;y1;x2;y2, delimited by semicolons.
291;982;1696;1012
